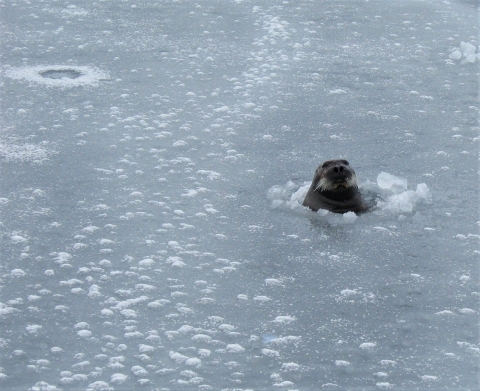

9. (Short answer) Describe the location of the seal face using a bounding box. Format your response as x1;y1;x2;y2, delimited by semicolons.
302;159;368;214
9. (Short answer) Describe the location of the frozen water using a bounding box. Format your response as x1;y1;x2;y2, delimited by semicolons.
1;0;478;390
377;172;408;192
5;65;109;89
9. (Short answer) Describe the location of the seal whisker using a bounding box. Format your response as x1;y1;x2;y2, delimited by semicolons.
346;175;358;188
315;178;331;191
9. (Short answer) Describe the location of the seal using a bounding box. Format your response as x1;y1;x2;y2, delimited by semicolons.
302;159;367;214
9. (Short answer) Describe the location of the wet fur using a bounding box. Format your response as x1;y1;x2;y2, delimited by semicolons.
303;159;367;214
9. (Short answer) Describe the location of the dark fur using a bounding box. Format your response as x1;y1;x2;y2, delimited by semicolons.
302;159;367;214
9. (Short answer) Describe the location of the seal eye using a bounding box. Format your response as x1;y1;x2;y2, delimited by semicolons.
341;160;349;166
321;162;329;168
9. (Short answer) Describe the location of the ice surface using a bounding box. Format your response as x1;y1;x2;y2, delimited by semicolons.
5;65;109;89
1;0;478;390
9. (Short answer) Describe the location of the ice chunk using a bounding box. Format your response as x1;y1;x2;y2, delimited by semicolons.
342;211;357;223
262;348;280;357
449;50;462;61
421;375;438;381
464;54;476;63
169;351;189;363
460;41;476;57
110;373;128;384
317;208;329;216
377;172;407;192
281;362;300;371
131;365;148;376
272;315;296;324
11;269;27;277
226;344;245;353
415;183;430;200
359;342;376;350
377;182;430;213
185;357;201;366
29;382;62;391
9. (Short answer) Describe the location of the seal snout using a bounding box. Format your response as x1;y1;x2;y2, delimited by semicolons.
323;161;353;185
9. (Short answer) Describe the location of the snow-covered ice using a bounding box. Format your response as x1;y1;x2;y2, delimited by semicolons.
1;0;478;390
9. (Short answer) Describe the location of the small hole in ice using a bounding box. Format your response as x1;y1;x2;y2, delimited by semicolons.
39;69;82;79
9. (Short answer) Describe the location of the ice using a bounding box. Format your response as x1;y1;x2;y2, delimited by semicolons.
376;182;431;213
5;65;109;89
281;362;300;371
376;383;394;389
1;0;478;389
359;342;377;350
377;172;408;192
272;315;296;324
342;211;358;223
269;171;430;218
26;325;42;334
29;382;62;391
448;41;479;64
421;375;438;381
225;344;245;353
0;142;56;163
458;308;475;314
0;303;18;317
262;348;280;357
10;269;27;277
85;381;113;391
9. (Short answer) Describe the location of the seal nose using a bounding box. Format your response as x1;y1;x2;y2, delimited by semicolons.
330;163;350;180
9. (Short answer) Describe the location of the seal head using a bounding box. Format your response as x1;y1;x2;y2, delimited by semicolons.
302;159;367;214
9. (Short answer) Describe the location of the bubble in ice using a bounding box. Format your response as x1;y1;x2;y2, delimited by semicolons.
225;344;245;353
359;342;376;350
86;381;113;391
376;383;394;389
281;362;300;371
0;303;18;317
29;382;62;391
421;375;438;381
26;325;42;334
272;315;296;324
435;310;455;316
458;308;476;315
10;234;28;243
169;351;189;363
10;269;27;277
185;357;202;366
